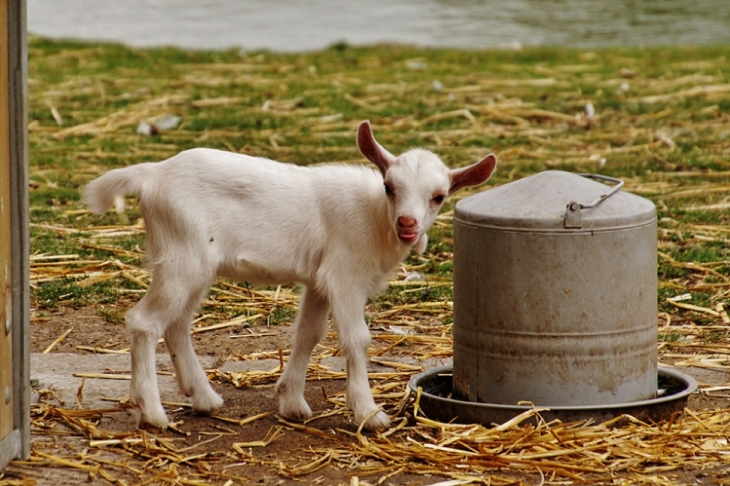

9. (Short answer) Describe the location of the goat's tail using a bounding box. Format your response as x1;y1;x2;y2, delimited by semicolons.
83;163;154;215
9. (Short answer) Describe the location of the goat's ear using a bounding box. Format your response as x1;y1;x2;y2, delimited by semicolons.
357;120;397;176
449;153;497;195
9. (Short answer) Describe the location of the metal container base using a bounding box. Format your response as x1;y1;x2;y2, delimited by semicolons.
408;366;697;426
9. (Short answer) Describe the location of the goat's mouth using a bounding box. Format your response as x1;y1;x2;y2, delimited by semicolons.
397;231;419;245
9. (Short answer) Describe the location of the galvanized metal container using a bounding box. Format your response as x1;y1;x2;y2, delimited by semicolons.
453;171;657;407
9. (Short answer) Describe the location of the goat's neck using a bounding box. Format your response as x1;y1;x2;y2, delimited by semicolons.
372;195;412;270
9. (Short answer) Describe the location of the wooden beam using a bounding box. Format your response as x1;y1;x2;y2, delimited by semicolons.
0;0;14;441
6;0;30;463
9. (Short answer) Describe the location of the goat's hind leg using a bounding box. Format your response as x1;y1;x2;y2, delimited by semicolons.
164;305;224;415
159;257;223;414
275;287;329;421
127;262;221;428
126;294;171;429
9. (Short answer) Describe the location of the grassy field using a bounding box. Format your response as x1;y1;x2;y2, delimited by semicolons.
18;36;730;484
28;38;730;311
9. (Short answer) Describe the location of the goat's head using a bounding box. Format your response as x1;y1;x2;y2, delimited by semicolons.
357;120;497;254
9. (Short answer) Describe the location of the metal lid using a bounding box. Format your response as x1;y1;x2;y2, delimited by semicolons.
455;170;656;232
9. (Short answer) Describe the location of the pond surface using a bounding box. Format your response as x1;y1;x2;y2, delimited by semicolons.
28;0;730;52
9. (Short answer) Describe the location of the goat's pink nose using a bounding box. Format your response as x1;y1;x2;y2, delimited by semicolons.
398;216;417;228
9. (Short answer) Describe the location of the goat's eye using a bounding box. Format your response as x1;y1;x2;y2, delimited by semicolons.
433;194;446;205
384;183;394;196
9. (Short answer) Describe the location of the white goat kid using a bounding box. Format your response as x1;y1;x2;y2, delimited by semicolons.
83;121;497;431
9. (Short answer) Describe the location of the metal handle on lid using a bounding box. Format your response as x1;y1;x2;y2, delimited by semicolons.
564;174;624;229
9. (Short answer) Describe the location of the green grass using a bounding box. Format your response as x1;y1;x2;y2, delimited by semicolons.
27;38;730;332
34;278;119;308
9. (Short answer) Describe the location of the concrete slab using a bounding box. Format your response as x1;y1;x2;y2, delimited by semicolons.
218;356;453;374
32;353;453;410
32;353;721;417
30;353;218;410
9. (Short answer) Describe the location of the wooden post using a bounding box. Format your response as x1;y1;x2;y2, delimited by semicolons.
0;0;11;444
0;0;29;469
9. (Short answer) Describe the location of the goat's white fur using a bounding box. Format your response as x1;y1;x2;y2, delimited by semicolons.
83;121;496;431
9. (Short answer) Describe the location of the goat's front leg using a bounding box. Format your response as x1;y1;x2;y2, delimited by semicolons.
276;287;329;421
331;291;390;431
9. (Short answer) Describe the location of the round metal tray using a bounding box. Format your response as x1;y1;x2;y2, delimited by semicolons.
408;365;697;426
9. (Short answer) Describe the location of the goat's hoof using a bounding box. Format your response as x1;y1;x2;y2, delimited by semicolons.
192;391;224;415
279;400;312;422
138;411;170;430
133;398;170;430
358;410;391;432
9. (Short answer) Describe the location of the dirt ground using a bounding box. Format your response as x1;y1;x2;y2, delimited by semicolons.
12;302;462;486
3;301;730;486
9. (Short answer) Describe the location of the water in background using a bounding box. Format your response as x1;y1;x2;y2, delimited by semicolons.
28;0;730;52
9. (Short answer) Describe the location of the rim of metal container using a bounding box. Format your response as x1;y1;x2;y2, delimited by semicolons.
408;365;697;419
455;170;656;232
